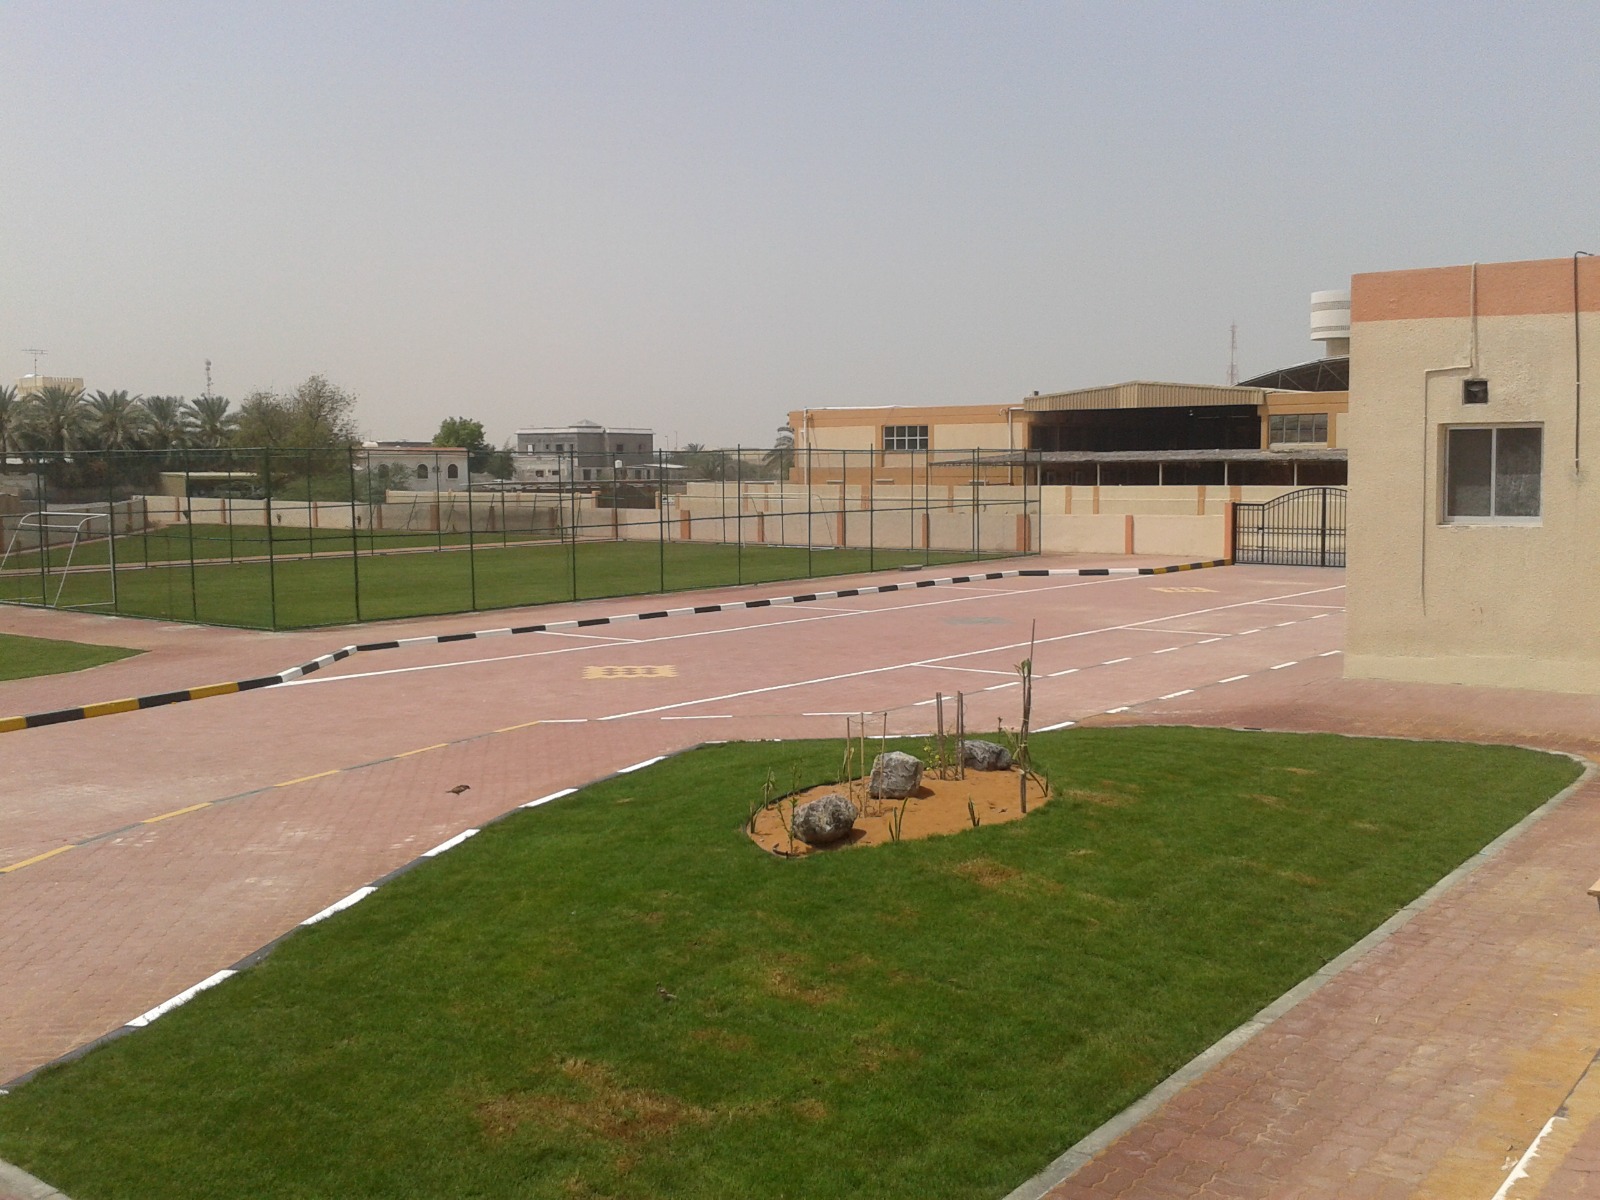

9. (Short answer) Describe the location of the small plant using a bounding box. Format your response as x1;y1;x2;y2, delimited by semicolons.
967;797;980;829
887;795;912;843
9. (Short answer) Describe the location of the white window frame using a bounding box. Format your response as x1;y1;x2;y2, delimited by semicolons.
882;424;930;452
1442;423;1542;525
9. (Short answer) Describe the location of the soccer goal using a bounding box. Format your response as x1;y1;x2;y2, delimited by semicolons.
0;510;118;609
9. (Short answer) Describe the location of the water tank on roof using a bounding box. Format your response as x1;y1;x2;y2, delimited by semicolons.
1310;290;1351;350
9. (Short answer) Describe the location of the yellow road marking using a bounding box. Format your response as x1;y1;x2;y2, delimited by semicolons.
81;697;141;719
494;720;542;733
394;743;449;758
0;845;74;874
188;681;242;700
143;802;214;824
584;665;677;679
0;716;27;733
274;769;340;788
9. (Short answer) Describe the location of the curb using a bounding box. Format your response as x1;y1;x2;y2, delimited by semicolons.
0;1157;71;1199
1002;749;1597;1200
0;561;1228;734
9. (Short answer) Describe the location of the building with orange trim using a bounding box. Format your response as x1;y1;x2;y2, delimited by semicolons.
1346;254;1600;692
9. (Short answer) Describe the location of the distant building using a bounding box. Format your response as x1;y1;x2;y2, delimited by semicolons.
357;441;469;491
15;375;85;397
512;420;656;484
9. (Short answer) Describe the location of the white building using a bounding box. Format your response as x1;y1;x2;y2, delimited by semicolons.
512;420;656;484
357;441;470;491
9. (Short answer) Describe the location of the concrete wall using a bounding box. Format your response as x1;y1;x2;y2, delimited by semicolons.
1345;256;1600;692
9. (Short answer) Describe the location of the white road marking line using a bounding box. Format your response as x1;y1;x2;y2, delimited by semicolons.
1153;647;1179;654
1197;637;1225;644
1105;706;1131;714
1102;657;1132;665
521;787;577;809
302;887;376;926
1238;629;1260;635
1270;661;1298;670
597;582;1347;722
1492;1113;1564;1200
1037;719;1076;731
542;718;589;724
1047;668;1079;677
127;970;237;1027
1319;650;1343;657
616;756;666;774
1159;689;1194;699
661;714;732;720
916;663;1018;677
422;828;480;857
1218;674;1250;683
1275;621;1298;627
983;682;1021;691
1311;613;1331;619
282;575;1141;687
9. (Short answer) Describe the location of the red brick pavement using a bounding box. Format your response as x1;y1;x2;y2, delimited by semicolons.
8;561;1600;1197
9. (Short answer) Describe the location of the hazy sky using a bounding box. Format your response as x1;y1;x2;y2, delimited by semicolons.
3;2;1596;448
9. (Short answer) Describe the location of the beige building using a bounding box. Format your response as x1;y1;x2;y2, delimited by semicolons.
1345;255;1600;692
15;375;85;397
357;441;470;491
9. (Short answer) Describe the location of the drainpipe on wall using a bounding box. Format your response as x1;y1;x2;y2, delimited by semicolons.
1417;261;1478;613
1575;251;1593;474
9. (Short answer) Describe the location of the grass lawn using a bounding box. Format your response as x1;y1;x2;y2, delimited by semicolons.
0;728;1579;1199
0;632;142;682
1;539;983;629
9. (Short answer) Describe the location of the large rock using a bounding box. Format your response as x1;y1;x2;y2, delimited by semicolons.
791;793;858;846
960;739;1013;771
869;751;924;799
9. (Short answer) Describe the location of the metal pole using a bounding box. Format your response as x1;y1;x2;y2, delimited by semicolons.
466;470;477;612
736;445;744;584
347;446;363;621
264;448;278;630
569;447;578;600
657;449;666;591
184;452;198;620
35;459;47;605
305;447;315;560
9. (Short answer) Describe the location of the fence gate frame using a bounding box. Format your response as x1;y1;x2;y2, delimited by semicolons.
1231;486;1347;567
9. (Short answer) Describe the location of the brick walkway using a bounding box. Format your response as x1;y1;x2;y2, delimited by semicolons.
7;562;1600;1196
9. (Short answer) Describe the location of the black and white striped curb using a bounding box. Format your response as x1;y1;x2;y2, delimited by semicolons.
1;560;1229;734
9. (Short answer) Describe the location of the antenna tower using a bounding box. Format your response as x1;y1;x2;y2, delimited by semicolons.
22;348;45;377
1227;323;1238;386
205;359;213;400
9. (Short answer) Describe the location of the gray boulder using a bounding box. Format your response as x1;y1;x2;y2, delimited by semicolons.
960;739;1013;771
869;751;924;799
791;793;858;846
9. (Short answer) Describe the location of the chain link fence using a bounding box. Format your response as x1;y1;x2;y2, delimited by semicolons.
0;446;1040;630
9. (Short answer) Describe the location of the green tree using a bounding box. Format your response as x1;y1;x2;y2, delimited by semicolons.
83;390;148;452
0;385;19;466
763;423;795;479
433;416;491;472
187;395;239;448
141;395;193;451
233;391;295;448
286;375;360;447
19;385;85;455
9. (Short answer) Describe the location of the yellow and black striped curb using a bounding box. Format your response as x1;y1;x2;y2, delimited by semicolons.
0;560;1230;735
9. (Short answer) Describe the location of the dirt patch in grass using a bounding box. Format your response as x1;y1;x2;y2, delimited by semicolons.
747;766;1049;857
477;1059;713;1144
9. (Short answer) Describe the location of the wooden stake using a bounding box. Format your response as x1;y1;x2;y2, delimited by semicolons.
936;693;946;779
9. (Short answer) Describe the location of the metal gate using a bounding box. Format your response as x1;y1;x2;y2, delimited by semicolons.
1232;487;1346;567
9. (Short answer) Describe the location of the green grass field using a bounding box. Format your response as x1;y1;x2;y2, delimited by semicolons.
0;532;985;629
0;632;142;682
0;728;1577;1200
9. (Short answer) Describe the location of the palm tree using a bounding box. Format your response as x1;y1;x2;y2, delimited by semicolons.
187;395;238;448
20;385;86;455
83;390;148;452
0;385;18;466
140;395;193;452
763;424;795;479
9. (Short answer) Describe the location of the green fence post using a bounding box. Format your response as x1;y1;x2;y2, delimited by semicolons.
736;447;744;584
657;449;666;592
348;446;363;622
264;448;278;630
466;469;478;612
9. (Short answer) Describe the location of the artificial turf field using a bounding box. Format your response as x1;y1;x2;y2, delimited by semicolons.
0;526;982;628
0;728;1578;1200
0;632;142;682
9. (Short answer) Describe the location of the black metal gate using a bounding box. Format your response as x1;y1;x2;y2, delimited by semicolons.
1232;487;1346;567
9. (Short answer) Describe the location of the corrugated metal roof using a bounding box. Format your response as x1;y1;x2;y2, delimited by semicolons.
1023;382;1269;412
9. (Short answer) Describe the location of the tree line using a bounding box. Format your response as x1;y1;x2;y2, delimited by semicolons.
0;375;359;463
